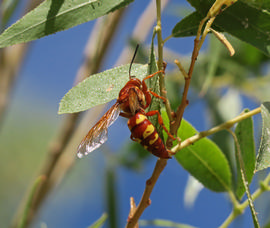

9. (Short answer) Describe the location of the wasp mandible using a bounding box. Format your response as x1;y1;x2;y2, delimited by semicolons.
77;45;175;159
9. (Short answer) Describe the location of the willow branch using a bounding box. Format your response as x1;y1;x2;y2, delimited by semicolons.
227;129;260;227
125;1;171;227
171;107;261;153
115;0;169;65
155;0;173;127
11;8;126;228
168;0;237;147
219;172;270;228
126;159;167;228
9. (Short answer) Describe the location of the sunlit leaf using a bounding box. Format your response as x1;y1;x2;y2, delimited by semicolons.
0;0;133;48
172;11;202;37
58;64;148;114
234;109;256;199
256;102;270;171
162;111;232;192
139;219;197;228
18;176;46;228
88;213;108;228
146;31;162;133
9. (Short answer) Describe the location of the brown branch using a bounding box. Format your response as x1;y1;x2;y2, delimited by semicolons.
127;1;237;227
128;197;139;228
123;1;170;227
115;0;169;65
126;159;167;228
167;16;217;147
11;8;126;228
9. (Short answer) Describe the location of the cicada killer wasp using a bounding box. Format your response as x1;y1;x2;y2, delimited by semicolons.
77;45;175;159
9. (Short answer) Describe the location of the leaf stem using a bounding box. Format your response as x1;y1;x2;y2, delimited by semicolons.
125;1;171;227
227;129;260;228
155;0;173;123
219;172;270;228
171;107;261;153
125;159;167;228
18;176;46;228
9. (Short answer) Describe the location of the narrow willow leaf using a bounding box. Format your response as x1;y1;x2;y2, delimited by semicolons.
58;64;148;114
200;36;222;96
179;0;270;56
0;0;133;48
146;30;162;132
244;0;270;12
162;111;232;192
139;219;197;228
172;11;203;37
234;109;256;199
231;129;260;228
19;176;46;228
105;169;118;228
88;213;108;228
256;102;270;171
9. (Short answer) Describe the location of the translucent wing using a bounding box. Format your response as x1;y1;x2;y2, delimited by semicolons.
129;88;140;115
77;103;121;158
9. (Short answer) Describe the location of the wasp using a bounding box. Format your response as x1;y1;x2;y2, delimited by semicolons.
77;46;175;159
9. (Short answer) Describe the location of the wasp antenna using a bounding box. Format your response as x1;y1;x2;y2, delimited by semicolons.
129;44;139;79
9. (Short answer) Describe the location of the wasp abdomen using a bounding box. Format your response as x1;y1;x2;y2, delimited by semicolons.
127;113;170;159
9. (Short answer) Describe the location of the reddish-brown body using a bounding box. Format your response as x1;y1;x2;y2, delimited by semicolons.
128;113;170;158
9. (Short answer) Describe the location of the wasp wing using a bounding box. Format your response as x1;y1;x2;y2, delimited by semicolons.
128;88;140;115
77;103;121;158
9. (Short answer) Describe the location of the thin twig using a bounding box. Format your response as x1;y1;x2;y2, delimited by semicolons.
115;0;169;66
125;1;170;227
219;172;270;228
126;159;167;228
171;107;261;153
227;129;260;228
128;197;139;228
155;0;173;126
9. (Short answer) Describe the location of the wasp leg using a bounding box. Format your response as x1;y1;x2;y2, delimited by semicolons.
142;70;165;83
148;89;166;103
145;110;176;141
130;135;136;141
120;112;133;118
167;149;176;157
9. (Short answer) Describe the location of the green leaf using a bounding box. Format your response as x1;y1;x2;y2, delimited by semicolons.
18;176;46;228
234;109;256;199
88;213;108;228
0;0;133;48
182;0;270;56
146;31;162;132
139;219;197;228
58;64;148;114
172;11;203;37
162;111;232;192
243;0;270;12
105;168;118;228
256;102;270;171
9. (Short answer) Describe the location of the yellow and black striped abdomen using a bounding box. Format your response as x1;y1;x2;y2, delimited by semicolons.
127;113;170;158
